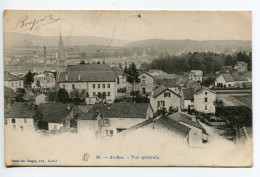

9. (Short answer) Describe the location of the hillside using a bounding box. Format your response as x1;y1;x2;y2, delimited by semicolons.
125;39;252;54
4;32;130;48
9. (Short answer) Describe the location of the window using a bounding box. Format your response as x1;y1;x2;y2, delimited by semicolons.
204;105;208;110
11;83;14;88
19;81;21;87
164;92;171;97
98;84;100;88
107;84;110;88
142;80;145;84
93;92;96;97
24;119;27;123
157;101;165;107
110;130;114;137
20;126;23;130
63;84;65;89
205;91;207;95
104;119;110;126
102;84;105;88
142;76;146;78
72;84;75;89
15;82;17;87
205;98;208;102
12;119;15;123
54;125;57;130
93;84;96;88
107;92;110;96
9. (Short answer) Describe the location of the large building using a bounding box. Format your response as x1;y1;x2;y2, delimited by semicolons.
57;64;118;104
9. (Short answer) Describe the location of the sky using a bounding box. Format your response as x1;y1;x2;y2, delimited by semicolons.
4;10;252;41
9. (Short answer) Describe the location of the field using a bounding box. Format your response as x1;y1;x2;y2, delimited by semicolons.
217;94;252;108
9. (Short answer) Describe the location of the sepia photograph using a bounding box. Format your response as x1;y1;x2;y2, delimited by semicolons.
3;10;252;167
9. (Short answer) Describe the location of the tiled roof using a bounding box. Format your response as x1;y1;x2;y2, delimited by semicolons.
57;70;117;82
182;88;194;100
244;71;252;79
38;103;69;123
5;102;39;118
4;72;22;81
78;103;151;120
168;113;206;132
157;79;180;88
112;66;123;75
155;74;178;80
186;81;201;89
126;116;191;137
67;64;113;72
221;74;234;82
153;86;180;98
4;86;17;98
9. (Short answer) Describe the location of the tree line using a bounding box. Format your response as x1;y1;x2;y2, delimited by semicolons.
141;51;252;76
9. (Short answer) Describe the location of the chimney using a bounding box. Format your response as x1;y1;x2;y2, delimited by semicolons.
65;74;68;81
78;74;81;81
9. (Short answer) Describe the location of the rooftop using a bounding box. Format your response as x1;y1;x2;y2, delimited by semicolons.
67;64;113;72
5;102;40;119
57;70;117;83
4;86;18;98
153;86;180;98
182;88;194;100
38;103;70;123
190;70;203;75
78;103;151;120
126;116;191;137
4;72;22;81
167;113;206;133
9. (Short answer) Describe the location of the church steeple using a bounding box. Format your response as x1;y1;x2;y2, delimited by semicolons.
56;31;67;67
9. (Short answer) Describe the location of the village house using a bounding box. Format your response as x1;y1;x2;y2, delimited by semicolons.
31;72;56;89
5;102;41;131
156;79;181;95
150;86;181;113
37;103;73;131
214;74;234;88
222;65;233;74
234;61;248;73
126;72;154;95
4;72;24;91
194;87;216;114
168;113;208;147
123;116;191;146
180;88;194;111
4;86;18;111
215;73;251;88
188;70;203;82
77;103;154;138
57;64;118;104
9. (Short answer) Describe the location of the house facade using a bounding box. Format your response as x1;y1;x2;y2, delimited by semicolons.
188;70;203;82
126;72;154;95
5;102;40;131
150;86;180;113
37;103;72;131
194;87;216;114
57;64;118;104
4;72;24;91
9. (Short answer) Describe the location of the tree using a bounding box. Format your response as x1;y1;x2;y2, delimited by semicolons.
36;80;41;88
16;88;26;101
47;90;57;102
24;70;34;87
124;63;140;93
57;88;69;103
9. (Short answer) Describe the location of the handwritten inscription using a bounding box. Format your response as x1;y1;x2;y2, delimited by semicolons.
14;15;60;31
